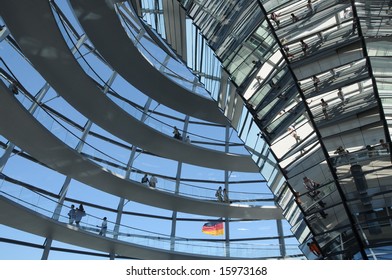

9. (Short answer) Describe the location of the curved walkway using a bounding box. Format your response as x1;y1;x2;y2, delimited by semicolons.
0;0;257;173
0;195;228;259
0;81;283;220
69;0;227;125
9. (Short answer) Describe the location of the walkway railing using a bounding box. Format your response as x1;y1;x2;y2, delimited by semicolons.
51;4;245;152
0;179;300;259
0;70;272;205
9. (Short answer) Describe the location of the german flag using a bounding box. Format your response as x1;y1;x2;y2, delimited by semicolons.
202;221;224;236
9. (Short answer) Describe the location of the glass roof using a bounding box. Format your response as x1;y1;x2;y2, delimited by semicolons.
0;0;391;260
170;0;392;259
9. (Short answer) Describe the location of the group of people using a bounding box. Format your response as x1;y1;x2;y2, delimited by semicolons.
303;177;327;207
215;186;229;203
67;204;86;226
319;87;348;120
141;173;158;188
173;126;182;140
335;139;389;160
334;146;349;155
67;204;108;237
173;126;191;143
270;0;314;29
295;177;328;219
283;38;310;60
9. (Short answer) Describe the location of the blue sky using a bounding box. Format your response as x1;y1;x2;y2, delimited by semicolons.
0;1;300;260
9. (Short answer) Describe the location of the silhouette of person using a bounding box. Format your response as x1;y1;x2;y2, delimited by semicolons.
288;125;301;143
307;241;321;257
141;173;149;184
149;175;158;188
99;217;108;236
307;0;314;13
215;186;223;202
173;126;181;140
270;12;280;27
291;13;299;22
320;99;329;119
68;204;76;224
337;88;345;106
303;177;327;209
75;206;86;226
300;40;309;55
313;75;320;92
